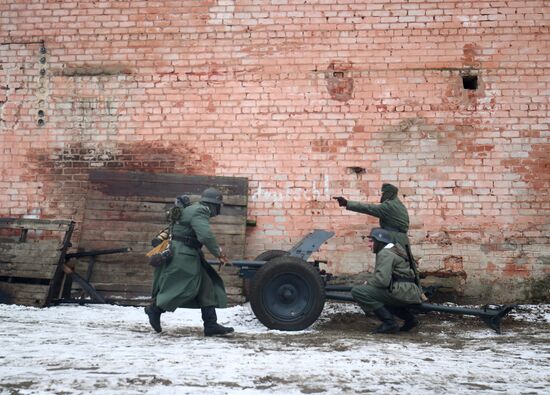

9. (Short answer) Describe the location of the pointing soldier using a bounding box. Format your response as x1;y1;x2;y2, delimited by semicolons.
333;183;410;249
145;187;234;336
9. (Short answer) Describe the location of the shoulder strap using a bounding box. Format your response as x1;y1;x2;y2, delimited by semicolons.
389;244;409;261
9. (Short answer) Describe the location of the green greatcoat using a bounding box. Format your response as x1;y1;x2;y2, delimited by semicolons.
346;198;410;248
152;202;228;312
351;244;423;312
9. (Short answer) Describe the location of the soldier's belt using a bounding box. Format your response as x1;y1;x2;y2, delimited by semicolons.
391;276;416;283
171;235;203;249
392;277;416;283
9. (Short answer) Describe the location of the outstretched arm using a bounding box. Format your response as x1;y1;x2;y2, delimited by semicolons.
346;200;392;219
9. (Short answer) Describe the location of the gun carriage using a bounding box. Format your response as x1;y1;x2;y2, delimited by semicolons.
214;229;515;334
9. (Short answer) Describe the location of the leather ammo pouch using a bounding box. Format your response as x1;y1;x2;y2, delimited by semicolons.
146;239;174;267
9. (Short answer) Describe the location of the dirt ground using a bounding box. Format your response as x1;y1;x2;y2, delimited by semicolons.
1;302;549;394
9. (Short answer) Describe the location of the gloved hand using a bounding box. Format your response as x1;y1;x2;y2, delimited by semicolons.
218;249;231;272
333;196;348;207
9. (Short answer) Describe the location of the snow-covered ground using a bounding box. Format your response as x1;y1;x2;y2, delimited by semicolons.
1;302;549;394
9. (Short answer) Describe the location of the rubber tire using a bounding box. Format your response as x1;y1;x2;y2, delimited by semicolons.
244;250;289;299
249;256;325;331
255;249;288;261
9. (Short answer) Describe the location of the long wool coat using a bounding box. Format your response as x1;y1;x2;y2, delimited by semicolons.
346;198;410;248
152;202;227;311
351;244;424;311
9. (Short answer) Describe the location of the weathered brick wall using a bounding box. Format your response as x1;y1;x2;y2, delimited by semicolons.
1;0;548;302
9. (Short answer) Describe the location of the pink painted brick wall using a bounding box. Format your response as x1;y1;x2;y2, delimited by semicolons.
1;0;549;302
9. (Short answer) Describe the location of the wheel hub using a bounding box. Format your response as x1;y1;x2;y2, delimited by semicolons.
263;273;311;321
278;285;296;303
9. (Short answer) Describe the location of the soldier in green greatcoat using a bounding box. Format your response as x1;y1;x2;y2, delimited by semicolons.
333;183;410;249
144;187;234;337
351;228;424;334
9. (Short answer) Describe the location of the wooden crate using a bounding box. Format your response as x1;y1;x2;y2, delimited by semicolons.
0;218;74;307
72;170;248;305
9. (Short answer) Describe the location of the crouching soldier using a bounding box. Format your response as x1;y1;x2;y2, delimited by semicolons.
145;187;234;337
351;228;424;334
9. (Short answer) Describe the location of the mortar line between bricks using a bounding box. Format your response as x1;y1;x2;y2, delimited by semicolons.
312;67;550;74
1;41;44;46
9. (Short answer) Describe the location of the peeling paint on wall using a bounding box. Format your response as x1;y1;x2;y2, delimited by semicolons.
325;61;353;102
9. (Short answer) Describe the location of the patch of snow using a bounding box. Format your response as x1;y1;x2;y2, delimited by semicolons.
0;302;549;394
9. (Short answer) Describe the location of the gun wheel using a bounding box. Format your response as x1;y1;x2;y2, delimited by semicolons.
249;256;325;331
244;250;288;299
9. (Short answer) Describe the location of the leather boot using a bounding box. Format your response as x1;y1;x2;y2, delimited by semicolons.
387;306;419;332
395;308;418;332
201;306;234;337
372;307;399;334
144;304;164;333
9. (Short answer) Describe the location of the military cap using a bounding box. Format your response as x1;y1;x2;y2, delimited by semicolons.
381;183;398;194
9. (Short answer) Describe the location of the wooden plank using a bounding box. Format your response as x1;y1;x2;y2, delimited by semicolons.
89;169;248;198
76;219;244;234
70;280;245;306
76;170;248;307
0;282;50;307
0;237;62;284
86;190;248;207
0;265;58;279
80;207;245;225
93;282;152;293
0;218;75;307
0;218;73;232
0;241;62;258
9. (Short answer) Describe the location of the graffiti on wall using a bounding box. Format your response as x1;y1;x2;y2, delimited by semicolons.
251;175;331;203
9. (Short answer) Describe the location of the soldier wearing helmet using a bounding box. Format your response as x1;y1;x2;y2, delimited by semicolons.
351;227;424;334
145;187;234;337
333;183;410;250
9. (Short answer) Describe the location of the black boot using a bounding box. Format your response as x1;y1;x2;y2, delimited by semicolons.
372;307;399;334
387;306;419;332
144;304;164;333
396;308;419;332
201;306;234;337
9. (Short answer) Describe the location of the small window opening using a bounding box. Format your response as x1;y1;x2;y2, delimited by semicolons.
462;75;478;90
347;166;366;175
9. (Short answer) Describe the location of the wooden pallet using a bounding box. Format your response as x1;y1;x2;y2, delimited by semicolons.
0;218;74;307
71;170;248;306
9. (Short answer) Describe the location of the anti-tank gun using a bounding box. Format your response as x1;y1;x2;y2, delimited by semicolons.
211;229;516;333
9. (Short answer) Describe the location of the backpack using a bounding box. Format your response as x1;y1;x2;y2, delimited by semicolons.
166;194;191;224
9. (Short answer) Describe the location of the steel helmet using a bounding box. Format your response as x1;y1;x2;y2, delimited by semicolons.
368;228;394;244
200;187;223;205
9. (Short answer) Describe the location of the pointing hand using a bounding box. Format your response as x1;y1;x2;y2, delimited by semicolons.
333;196;348;207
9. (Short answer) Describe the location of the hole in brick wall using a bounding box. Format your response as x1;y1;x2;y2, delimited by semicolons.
38;110;44;117
347;166;365;175
37;119;45;126
333;71;344;78
462;75;478;90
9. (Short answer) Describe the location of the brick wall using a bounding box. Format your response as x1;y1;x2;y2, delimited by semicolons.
1;0;548;302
